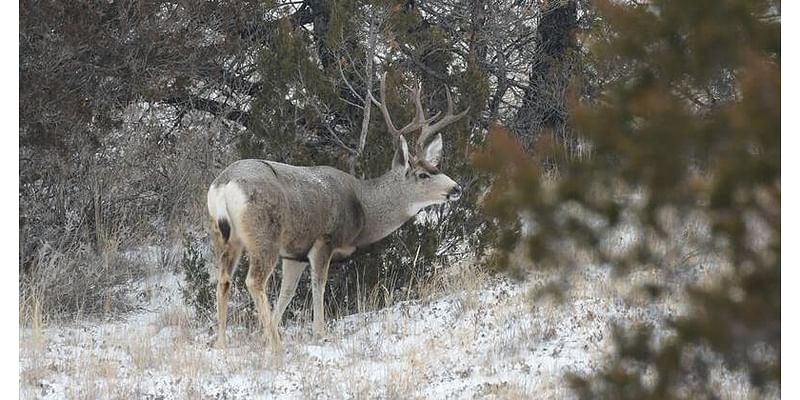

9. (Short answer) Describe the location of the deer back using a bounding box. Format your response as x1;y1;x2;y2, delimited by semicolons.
210;159;366;259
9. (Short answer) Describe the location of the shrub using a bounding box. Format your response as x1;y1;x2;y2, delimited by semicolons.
475;0;779;397
180;238;215;322
180;236;257;327
20;240;144;322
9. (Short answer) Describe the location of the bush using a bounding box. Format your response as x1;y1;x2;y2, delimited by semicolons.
180;238;215;322
19;240;145;322
475;0;779;397
180;236;257;327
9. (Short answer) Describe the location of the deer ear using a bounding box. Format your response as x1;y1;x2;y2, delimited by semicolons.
423;133;443;167
393;135;411;171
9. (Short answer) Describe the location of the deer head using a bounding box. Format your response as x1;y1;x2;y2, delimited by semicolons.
370;73;469;215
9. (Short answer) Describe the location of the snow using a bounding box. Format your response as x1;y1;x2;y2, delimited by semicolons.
18;255;756;399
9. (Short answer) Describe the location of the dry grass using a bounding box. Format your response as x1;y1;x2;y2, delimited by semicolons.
126;334;157;370
417;259;491;307
20;242;147;323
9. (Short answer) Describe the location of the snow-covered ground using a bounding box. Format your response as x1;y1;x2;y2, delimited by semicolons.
19;256;758;399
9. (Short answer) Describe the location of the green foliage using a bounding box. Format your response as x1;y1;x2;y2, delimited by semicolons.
459;62;491;118
246;20;337;164
180;238;215;322
180;238;255;325
476;0;779;397
326;0;357;48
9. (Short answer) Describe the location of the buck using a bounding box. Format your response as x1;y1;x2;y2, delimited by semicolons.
206;74;468;352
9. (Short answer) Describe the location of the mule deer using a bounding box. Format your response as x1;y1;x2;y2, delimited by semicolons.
206;74;468;352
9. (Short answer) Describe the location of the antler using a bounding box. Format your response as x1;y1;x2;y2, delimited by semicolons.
370;72;469;154
416;86;470;156
370;72;437;146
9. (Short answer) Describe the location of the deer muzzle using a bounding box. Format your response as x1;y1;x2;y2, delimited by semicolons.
447;185;463;201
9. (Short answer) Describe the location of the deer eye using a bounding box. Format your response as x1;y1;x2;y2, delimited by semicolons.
417;172;430;180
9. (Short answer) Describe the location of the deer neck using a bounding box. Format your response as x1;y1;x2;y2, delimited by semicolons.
354;170;418;246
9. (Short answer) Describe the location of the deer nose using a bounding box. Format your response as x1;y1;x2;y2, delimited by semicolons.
447;185;462;201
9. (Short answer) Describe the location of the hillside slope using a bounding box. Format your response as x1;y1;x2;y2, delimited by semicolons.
20;257;759;399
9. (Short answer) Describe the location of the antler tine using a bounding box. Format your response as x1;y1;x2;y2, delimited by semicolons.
417;86;470;155
372;73;431;146
397;82;439;136
374;73;400;142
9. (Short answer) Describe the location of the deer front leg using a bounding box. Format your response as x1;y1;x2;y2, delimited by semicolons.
272;259;307;327
308;240;333;338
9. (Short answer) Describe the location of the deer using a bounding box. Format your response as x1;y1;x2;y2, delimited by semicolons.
206;73;469;353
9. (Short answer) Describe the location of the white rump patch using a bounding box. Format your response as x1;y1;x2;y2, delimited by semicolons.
207;182;249;237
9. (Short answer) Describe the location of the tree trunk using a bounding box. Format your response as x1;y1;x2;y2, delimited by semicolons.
511;1;578;153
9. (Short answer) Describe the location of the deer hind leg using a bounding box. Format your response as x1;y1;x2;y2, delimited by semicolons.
273;259;307;328
240;209;283;353
246;246;282;354
309;240;333;338
211;222;242;349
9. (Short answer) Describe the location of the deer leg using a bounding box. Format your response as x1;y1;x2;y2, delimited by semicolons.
212;230;241;349
246;248;282;354
309;240;333;338
273;259;306;327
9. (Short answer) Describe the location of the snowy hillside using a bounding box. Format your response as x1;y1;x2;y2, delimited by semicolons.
19;255;760;399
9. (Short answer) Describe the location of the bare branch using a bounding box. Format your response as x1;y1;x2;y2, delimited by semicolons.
162;95;251;128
